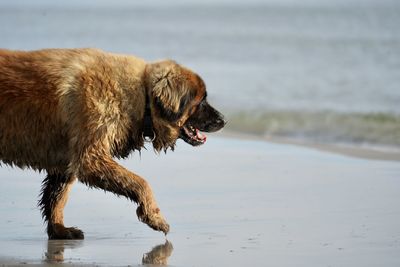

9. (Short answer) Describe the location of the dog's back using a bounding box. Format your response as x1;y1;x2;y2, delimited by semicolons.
0;48;145;171
0;49;66;170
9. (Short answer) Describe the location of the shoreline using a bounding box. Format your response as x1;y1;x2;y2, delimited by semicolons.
219;130;400;162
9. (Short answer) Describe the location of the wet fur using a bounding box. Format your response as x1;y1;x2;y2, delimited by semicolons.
0;48;212;239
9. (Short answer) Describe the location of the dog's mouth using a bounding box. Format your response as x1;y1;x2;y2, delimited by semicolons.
179;123;207;146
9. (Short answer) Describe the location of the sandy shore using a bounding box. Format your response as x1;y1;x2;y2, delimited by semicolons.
1;136;400;266
222;130;400;162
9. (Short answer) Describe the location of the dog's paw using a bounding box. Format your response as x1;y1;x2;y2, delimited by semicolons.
48;223;84;240
136;205;170;235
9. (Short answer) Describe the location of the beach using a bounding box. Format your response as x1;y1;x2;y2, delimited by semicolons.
1;135;399;266
1;1;400;266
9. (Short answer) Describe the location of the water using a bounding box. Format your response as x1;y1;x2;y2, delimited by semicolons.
1;0;399;149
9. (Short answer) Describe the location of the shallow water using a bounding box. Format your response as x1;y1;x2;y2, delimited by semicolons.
1;137;400;266
228;111;400;149
0;0;399;148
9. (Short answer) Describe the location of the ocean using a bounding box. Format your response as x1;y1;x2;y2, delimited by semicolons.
1;0;399;151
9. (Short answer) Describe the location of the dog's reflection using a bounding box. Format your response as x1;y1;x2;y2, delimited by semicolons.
45;239;83;262
44;239;173;265
142;240;173;265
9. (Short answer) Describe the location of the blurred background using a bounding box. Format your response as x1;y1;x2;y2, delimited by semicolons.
1;0;399;152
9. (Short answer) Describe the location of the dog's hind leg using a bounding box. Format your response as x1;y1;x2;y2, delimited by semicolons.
39;172;84;240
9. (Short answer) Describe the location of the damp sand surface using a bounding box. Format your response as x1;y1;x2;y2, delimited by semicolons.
1;136;400;266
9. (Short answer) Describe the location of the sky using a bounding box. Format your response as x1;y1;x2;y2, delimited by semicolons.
2;0;399;8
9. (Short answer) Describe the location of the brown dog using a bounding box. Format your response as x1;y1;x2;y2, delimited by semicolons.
0;48;225;239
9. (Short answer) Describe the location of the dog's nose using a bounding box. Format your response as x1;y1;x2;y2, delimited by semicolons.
216;117;227;127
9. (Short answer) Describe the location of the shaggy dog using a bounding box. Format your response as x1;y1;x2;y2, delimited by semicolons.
0;48;225;239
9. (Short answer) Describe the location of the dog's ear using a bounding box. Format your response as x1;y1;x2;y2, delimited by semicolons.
146;60;194;122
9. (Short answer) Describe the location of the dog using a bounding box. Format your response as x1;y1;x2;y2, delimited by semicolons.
0;48;225;239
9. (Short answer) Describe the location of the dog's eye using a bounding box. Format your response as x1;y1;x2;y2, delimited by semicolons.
189;96;206;116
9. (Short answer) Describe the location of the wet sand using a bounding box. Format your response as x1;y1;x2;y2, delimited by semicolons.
222;130;400;162
1;136;400;266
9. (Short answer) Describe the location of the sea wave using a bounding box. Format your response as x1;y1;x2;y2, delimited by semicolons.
226;110;400;150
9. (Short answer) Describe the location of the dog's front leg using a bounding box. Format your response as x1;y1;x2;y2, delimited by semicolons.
75;155;169;234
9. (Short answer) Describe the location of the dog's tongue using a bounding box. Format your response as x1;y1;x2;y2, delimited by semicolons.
196;129;207;142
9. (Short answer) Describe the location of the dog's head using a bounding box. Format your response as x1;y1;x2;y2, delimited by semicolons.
145;60;225;150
